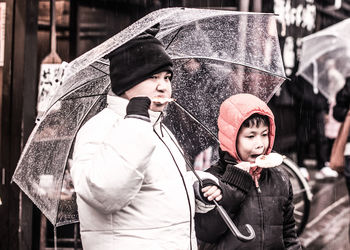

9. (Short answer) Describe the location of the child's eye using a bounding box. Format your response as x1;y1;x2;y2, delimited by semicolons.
246;135;255;139
165;75;171;80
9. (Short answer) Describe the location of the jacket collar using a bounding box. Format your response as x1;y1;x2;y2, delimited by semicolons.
106;92;162;125
219;149;238;165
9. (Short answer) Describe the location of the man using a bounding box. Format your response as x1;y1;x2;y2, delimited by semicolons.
71;25;221;250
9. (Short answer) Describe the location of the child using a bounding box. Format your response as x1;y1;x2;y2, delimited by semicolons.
195;93;301;250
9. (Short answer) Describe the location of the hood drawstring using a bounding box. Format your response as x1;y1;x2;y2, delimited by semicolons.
249;167;262;193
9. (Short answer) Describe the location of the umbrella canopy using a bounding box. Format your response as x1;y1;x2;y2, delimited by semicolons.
297;18;350;101
12;7;286;227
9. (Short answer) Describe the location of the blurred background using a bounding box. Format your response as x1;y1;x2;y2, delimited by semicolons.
0;0;349;249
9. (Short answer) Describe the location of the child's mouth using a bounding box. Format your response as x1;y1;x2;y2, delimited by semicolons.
250;154;261;159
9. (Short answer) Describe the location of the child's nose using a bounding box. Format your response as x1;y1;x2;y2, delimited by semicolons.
255;137;264;148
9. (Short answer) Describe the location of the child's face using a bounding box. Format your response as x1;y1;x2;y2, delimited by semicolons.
236;123;269;163
124;71;172;112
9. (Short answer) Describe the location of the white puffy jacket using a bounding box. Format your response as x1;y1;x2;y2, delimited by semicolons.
72;94;213;250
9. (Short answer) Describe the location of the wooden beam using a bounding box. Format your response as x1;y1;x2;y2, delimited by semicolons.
69;0;77;60
0;0;17;247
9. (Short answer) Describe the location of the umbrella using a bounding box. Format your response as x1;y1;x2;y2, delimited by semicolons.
297;18;350;101
12;7;286;229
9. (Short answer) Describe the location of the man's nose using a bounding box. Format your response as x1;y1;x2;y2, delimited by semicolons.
156;79;167;91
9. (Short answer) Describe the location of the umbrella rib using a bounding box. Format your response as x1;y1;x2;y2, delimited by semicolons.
165;27;184;50
60;74;109;101
58;63;108;101
95;59;109;66
38;72;109;123
172;56;287;79
56;88;109;227
61;64;109;101
172;101;219;143
65;93;107;100
90;63;109;75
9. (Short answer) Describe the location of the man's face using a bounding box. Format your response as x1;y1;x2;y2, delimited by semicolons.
236;124;269;163
123;71;172;112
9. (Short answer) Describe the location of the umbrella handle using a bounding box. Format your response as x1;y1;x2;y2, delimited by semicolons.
212;199;255;242
173;122;255;242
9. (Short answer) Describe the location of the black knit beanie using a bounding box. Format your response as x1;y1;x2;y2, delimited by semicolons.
108;24;173;96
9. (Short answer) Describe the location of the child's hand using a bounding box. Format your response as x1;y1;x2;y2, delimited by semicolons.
235;162;251;172
201;185;222;201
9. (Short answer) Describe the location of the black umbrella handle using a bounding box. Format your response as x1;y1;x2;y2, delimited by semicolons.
212;199;255;242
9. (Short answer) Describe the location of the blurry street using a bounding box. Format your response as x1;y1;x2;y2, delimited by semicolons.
298;160;350;250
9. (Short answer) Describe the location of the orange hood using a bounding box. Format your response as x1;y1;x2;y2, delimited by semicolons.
217;93;275;161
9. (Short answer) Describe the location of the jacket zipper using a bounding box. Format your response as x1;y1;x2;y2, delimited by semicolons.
154;112;164;137
154;125;193;250
257;187;264;250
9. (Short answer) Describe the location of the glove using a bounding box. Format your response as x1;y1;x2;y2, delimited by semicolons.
126;97;151;118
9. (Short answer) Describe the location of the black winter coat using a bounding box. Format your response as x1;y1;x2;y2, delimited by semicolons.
195;151;301;250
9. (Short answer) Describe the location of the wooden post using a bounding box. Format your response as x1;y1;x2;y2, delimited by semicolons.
0;0;38;249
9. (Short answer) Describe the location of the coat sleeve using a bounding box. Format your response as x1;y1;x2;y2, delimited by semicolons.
195;165;253;243
333;80;350;122
283;179;302;250
71;113;156;214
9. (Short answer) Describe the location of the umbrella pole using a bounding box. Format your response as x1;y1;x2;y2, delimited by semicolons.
74;223;79;250
39;214;47;250
212;199;255;242
312;60;319;94
54;226;57;250
182;151;255;242
172;101;219;143
171;101;255;241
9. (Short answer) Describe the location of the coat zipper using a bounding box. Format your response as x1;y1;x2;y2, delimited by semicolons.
154;124;193;250
257;187;264;250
